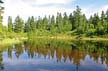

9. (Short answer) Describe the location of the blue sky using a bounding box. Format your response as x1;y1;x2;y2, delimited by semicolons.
2;0;108;25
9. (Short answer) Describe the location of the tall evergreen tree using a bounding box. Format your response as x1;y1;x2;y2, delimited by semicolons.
14;16;24;33
50;15;57;34
77;14;87;34
36;16;42;29
24;17;31;32
96;21;105;35
69;13;73;31
46;16;51;31
86;16;95;36
63;12;71;32
101;11;106;25
30;16;36;32
72;6;82;30
92;13;100;28
56;12;63;33
8;16;13;32
42;16;48;30
0;0;4;33
105;9;108;33
106;9;108;21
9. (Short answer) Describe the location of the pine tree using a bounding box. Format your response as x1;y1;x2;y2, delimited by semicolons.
96;21;105;35
92;13;100;28
0;0;4;33
69;13;73;31
24;17;31;32
8;16;13;32
105;9;108;33
106;9;108;21
77;14;87;34
101;11;106;25
30;16;36;32
51;15;55;29
14;16;24;33
56;12;63;33
63;12;71;32
36;16;42;29
72;6;82;30
42;16;48;30
46;16;51;31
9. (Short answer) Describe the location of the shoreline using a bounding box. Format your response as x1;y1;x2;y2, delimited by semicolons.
29;36;108;41
0;36;108;45
0;38;24;45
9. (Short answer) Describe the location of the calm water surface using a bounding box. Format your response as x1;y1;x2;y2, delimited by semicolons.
0;39;108;71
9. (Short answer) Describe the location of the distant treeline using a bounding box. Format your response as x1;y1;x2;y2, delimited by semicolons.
2;6;108;36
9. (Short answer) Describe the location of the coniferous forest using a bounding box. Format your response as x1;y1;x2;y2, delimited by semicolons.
7;6;108;37
0;2;108;38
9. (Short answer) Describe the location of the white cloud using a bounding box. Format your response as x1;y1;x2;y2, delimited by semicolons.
3;0;75;25
98;5;108;15
35;0;72;5
2;0;108;26
82;5;108;19
22;0;73;5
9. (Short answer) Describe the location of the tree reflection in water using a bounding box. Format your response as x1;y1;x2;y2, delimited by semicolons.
1;39;108;70
0;50;3;70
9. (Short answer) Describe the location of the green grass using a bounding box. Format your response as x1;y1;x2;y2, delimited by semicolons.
28;35;108;41
0;38;23;45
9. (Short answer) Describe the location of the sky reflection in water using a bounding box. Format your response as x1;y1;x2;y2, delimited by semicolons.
0;40;108;71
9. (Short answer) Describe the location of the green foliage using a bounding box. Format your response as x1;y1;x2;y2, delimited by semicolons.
101;11;106;25
0;15;3;32
56;12;63;33
24;16;36;32
50;15;56;33
86;24;95;36
0;1;4;37
96;21;105;35
14;16;24;33
8;16;13;32
72;6;82;30
10;6;108;37
92;13;100;28
63;12;72;32
77;14;87;34
106;9;108;21
1;5;108;38
42;16;49;30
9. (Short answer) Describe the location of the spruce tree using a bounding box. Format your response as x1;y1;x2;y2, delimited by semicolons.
14;16;24;33
0;0;4;33
8;16;13;32
72;6;82;30
63;12;71;32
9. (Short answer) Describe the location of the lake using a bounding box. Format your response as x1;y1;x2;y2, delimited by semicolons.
0;39;108;71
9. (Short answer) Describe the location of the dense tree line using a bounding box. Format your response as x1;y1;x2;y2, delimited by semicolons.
0;0;3;32
7;6;108;36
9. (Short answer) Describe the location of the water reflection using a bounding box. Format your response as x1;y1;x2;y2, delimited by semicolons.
0;50;4;70
1;39;108;71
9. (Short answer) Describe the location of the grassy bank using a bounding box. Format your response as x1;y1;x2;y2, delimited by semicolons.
29;35;108;41
0;38;23;45
0;35;108;46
